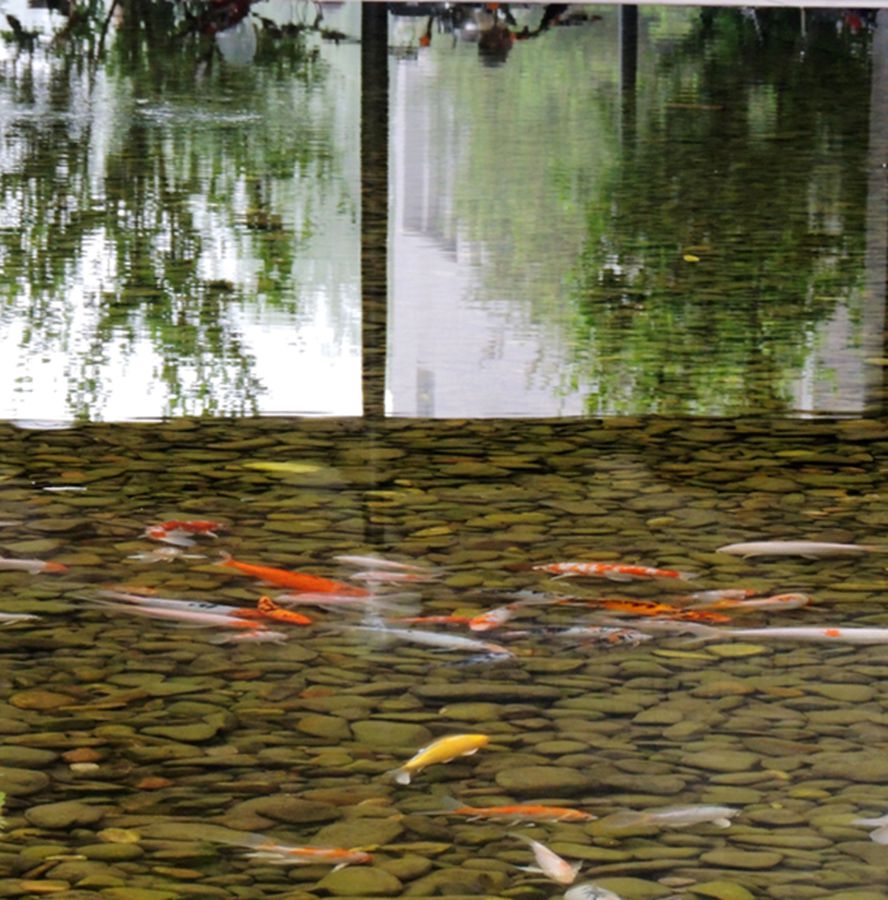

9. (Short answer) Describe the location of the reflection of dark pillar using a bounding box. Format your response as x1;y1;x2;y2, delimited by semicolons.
867;9;888;410
619;5;638;96
618;4;637;153
361;4;389;420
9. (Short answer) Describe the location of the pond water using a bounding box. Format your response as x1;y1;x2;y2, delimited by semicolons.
2;3;888;900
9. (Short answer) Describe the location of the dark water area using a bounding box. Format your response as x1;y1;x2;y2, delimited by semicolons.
1;2;888;899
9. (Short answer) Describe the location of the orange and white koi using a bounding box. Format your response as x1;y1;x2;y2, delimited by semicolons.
533;561;697;581
552;625;653;646
390;614;473;626
98;589;313;626
0;556;68;574
145;520;224;547
689;592;812;612
509;832;581;885
387;733;489;785
88;597;270;631
430;796;596;823
218;552;369;596
468;603;519;632
243;844;373;868
276;592;418;614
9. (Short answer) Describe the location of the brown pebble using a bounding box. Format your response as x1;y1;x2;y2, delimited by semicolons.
63;747;103;763
135;776;172;790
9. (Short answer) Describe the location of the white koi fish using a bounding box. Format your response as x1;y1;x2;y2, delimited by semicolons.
646;620;888;645
333;554;429;572
552;625;653;646
0;612;40;624
211;630;289;644
600;805;738;829
344;624;513;657
852;813;888;844
564;885;623;900
509;832;581;885
716;540;887;558
96;589;238;615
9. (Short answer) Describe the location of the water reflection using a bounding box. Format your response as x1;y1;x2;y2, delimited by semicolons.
0;0;361;421
388;4;886;417
0;3;886;420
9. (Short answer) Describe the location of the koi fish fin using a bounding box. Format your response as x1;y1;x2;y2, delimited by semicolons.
677;571;699;581
603;572;635;582
387;766;412;785
853;815;888;827
712;817;733;828
872;825;888;844
216;550;234;566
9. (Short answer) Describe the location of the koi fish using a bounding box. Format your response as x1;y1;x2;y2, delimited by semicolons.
211;630;289;644
533;561;697;581
333;554;428;571
145;520;224;547
217;552;369;596
716;540;887;558
243;844;373;869
509;832;580;885
564;885;623;900
599;804;738;830
387;733;489;785
87;598;270;631
127;547;206;562
430;795;596;823
351;570;438;584
0;556;68;574
551;625;653;646
469;603;520;631
689;592;812;612
685;588;759;603
345;624;513;658
276;592;419;614
390;614;473;626
98;589;313;627
555;596;730;624
852;813;888;844
657;621;888;645
0;612;40;624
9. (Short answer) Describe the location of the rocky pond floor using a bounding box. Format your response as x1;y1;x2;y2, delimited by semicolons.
1;415;888;898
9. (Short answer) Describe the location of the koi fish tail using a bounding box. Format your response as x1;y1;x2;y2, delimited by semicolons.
387;766;412;785
217;551;234;566
424;792;462;814
677;571;700;581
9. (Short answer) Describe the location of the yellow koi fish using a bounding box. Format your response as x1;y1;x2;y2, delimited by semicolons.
387;734;489;785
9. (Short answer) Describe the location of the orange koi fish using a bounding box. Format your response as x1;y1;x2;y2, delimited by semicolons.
556;596;730;624
431;796;596;823
534;561;697;581
217;552;369;596
390;614;473;626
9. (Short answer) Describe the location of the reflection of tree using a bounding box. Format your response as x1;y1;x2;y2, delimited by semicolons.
570;9;873;415
0;1;349;419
